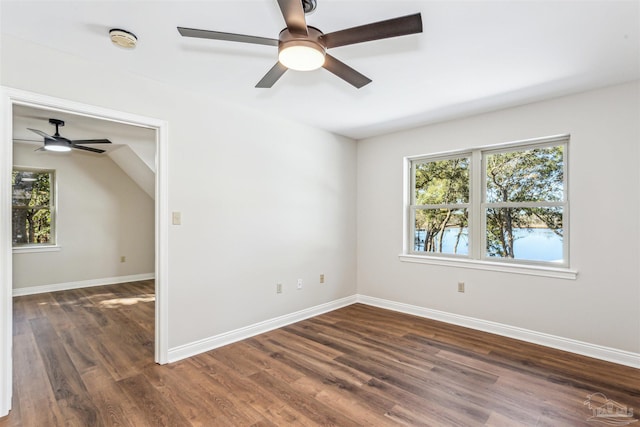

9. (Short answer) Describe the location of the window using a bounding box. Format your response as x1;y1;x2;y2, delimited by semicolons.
412;155;470;255
12;168;56;247
407;135;568;268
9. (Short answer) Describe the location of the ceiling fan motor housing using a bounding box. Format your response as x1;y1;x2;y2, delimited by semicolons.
278;26;325;48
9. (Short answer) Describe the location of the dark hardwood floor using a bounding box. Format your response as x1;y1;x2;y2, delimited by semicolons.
1;280;638;426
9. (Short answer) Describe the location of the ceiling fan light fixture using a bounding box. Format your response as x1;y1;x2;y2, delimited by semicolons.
109;28;138;49
43;140;72;152
278;40;325;71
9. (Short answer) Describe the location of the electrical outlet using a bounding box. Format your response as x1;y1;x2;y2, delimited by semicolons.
276;283;282;294
320;274;325;284
458;281;465;293
297;279;303;290
120;256;126;263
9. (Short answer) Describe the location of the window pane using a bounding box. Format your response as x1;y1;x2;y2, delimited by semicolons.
414;208;469;255
486;207;563;262
12;170;54;245
415;157;469;205
12;208;52;244
485;145;563;203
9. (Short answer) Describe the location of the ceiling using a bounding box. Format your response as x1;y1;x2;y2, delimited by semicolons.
2;1;639;140
11;105;156;150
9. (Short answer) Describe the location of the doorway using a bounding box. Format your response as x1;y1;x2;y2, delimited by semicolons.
0;87;169;416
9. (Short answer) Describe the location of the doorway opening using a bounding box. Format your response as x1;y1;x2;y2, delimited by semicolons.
0;87;169;416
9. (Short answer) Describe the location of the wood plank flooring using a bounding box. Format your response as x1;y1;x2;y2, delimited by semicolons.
1;280;639;426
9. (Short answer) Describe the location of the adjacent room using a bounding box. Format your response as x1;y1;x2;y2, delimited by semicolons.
1;0;639;425
11;106;156;296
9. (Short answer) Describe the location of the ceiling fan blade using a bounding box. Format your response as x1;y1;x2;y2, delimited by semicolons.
277;0;308;36
72;145;105;154
27;128;56;141
71;139;112;144
13;138;41;143
322;13;423;49
177;27;278;46
322;54;371;89
255;62;288;88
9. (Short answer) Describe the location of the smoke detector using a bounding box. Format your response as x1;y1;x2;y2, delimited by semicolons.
109;28;137;49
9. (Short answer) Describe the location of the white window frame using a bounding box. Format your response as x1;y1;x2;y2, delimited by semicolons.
401;134;577;280
480;142;569;267
11;166;59;252
409;152;472;259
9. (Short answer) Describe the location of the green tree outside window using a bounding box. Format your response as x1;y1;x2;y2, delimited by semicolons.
484;145;564;259
413;157;469;254
409;138;567;265
12;169;55;246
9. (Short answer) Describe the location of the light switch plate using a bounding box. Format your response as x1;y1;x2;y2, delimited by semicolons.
172;211;181;225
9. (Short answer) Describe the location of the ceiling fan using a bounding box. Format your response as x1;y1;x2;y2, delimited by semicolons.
27;119;112;153
177;0;423;88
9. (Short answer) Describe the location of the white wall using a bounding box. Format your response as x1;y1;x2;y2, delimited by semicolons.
6;32;635;363
357;81;640;354
108;145;155;199
12;142;155;289
1;35;357;348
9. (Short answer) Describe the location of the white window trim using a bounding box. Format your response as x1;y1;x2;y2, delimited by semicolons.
408;152;473;257
402;134;575;279
398;254;577;280
12;245;61;254
480;139;569;267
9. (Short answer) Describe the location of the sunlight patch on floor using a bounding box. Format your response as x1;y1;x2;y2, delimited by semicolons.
98;294;154;308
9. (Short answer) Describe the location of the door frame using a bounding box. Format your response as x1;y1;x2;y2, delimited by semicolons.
0;87;170;416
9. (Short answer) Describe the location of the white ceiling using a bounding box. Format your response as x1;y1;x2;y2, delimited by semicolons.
11;104;155;153
2;1;639;140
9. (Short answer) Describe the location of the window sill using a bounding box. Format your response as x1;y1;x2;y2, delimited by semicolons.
13;245;61;254
398;254;577;280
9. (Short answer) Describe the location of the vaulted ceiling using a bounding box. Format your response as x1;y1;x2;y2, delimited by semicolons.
2;1;639;139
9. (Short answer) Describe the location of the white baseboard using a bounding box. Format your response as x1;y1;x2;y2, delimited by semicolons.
12;273;155;297
167;295;358;363
356;295;640;369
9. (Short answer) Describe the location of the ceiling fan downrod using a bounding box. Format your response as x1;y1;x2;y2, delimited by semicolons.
49;118;65;137
302;0;317;14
